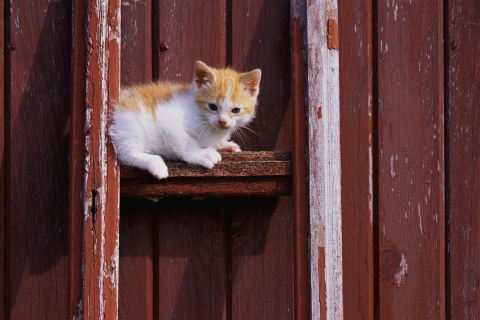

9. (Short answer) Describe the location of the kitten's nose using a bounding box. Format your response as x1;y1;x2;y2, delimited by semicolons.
218;120;227;127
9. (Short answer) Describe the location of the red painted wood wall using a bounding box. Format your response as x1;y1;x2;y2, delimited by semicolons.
340;0;480;318
0;0;478;319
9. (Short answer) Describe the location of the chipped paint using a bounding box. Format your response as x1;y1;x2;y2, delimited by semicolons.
307;0;342;319
80;0;121;318
394;254;408;288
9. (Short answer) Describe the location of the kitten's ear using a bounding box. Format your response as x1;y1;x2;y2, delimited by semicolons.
194;61;216;88
240;69;262;97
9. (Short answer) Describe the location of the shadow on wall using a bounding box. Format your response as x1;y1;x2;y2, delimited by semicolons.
5;1;71;317
120;196;278;320
233;0;292;152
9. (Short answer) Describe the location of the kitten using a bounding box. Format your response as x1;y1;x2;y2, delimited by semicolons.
109;61;261;179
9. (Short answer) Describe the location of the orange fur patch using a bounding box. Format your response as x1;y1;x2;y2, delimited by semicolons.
194;67;258;117
117;82;189;118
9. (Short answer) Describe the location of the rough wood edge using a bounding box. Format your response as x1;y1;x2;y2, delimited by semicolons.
307;0;343;319
291;3;311;319
77;0;121;319
120;151;292;179
69;0;87;319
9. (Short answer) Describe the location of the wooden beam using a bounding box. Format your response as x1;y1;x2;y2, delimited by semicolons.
120;151;292;198
307;0;343;319
70;0;121;318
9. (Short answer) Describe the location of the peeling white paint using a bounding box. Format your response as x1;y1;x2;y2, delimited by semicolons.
307;0;343;318
394;254;408;288
418;203;424;234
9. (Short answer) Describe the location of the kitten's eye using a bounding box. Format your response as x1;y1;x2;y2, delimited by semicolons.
231;108;241;114
208;104;218;111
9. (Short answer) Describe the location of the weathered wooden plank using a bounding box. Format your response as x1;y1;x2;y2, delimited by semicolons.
154;0;226;82
6;0;70;318
231;0;292;152
230;197;294;320
446;0;480;317
69;0;87;318
122;176;292;198
377;0;445;318
121;0;152;87
338;0;374;318
307;0;343;318
156;198;227;320
119;200;154;320
121;151;291;178
118;1;154;319
78;0;121;318
231;0;294;319
291;12;310;320
153;1;227;319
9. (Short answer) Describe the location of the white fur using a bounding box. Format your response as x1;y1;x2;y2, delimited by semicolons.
109;84;252;179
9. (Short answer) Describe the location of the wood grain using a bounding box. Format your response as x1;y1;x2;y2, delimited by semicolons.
118;1;154;319
230;197;294;320
292;15;310;320
338;0;374;318
377;0;445;318
153;1;227;319
6;1;71;318
231;0;292;152
81;0;121;318
307;0;343;318
121;151;291;178
156;198;227;320
231;0;294;319
119;200;154;320
446;0;480;317
154;0;226;82
69;0;87;317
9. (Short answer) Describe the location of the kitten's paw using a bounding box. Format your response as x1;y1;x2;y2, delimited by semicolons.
217;141;241;152
185;148;221;169
147;159;169;179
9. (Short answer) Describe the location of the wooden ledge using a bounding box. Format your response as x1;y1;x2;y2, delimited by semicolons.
120;151;292;198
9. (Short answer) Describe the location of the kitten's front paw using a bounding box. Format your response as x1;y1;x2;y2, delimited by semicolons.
147;160;169;179
185;148;221;169
217;141;241;152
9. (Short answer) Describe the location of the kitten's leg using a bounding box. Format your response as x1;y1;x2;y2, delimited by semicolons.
182;147;222;169
121;152;169;179
216;140;241;152
177;137;221;169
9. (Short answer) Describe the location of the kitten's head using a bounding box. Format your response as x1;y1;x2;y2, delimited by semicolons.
193;61;261;131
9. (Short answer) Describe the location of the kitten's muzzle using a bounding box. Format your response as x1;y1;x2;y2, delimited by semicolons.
218;120;228;127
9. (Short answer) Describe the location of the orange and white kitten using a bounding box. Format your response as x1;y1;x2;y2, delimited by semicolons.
109;61;261;179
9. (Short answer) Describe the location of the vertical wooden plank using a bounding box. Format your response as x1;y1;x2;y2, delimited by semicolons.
6;0;71;318
229;198;294;320
119;1;153;319
156;199;227;320
292;10;310;320
121;0;152;86
153;2;227;319
338;0;374;318
307;0;343;318
377;0;445;318
0;0;4;317
231;1;294;319
446;0;480;318
154;0;226;82
80;0;121;318
119;200;154;320
69;0;87;317
231;0;292;151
